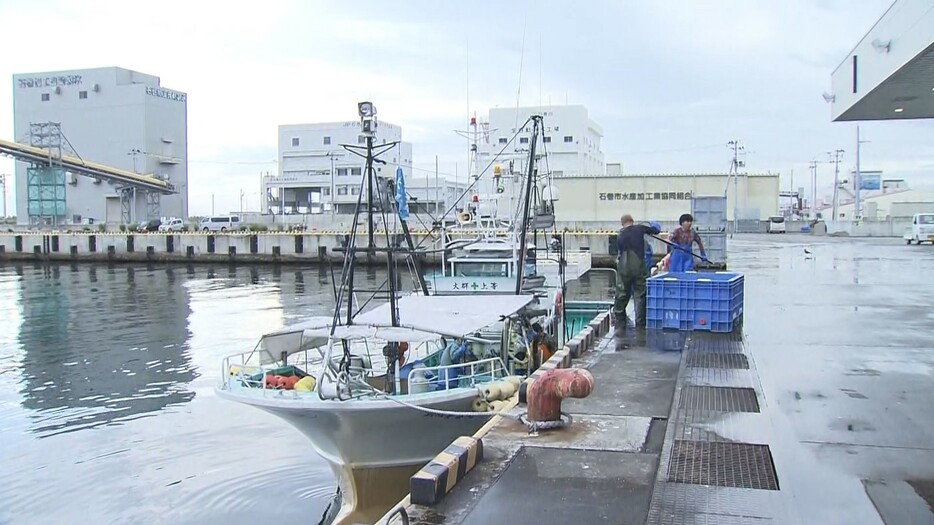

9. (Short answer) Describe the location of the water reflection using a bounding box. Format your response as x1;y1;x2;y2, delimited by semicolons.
0;262;360;524
0;261;615;525
16;264;195;437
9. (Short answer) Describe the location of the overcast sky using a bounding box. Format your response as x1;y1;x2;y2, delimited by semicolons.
1;0;931;216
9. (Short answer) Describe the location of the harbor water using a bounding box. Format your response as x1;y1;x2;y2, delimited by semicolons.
0;261;614;524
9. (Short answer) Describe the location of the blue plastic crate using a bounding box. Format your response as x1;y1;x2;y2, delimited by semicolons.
646;272;744;333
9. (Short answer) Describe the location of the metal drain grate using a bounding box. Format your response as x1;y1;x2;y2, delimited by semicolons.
668;440;779;490
686;352;749;369
679;386;760;413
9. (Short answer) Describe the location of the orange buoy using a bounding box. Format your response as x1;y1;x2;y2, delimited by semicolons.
399;342;409;367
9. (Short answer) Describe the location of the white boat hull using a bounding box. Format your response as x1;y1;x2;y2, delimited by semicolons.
215;386;489;469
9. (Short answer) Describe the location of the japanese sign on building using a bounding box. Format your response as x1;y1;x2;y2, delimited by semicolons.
17;75;83;88
598;191;693;202
145;86;187;103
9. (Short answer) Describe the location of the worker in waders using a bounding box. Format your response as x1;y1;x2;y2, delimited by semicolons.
668;213;706;272
614;214;661;328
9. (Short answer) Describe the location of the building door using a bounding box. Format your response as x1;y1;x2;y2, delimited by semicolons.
105;196;121;224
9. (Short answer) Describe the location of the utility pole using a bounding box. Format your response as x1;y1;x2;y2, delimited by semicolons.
854;127;870;221
809;160;819;219
855;127;861;221
128;148;142;173
0;173;7;218
789;168;795;216
726;140;744;234
330;153;336;217
212;194;215;216
829;149;844;220
240;189;245;216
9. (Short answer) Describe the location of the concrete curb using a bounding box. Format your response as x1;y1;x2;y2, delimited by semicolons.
410;436;484;506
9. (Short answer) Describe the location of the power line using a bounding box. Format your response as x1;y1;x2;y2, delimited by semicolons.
189;159;277;165
620;143;723;156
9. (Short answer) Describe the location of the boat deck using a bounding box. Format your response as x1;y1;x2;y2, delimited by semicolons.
383;236;934;525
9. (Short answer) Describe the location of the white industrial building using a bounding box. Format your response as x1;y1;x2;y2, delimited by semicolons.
830;177;934;219
267;121;413;215
480;105;605;177
12;67;188;226
827;0;934;223
830;0;934;122
551;170;780;223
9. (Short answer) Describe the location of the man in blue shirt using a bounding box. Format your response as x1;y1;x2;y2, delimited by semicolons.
614;214;661;328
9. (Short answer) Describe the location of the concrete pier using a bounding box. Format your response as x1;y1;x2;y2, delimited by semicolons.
380;235;934;525
0;231;629;266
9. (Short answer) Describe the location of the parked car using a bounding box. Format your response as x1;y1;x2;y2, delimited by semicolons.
767;215;786;234
905;213;934;245
158;218;185;232
199;215;240;232
137;219;161;233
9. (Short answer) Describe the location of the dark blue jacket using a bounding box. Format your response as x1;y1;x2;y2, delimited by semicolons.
617;223;661;259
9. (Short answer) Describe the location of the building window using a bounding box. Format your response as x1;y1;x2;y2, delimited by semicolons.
323;136;331;145
322;187;331;196
543;136;552;143
337;186;348;195
350;167;362;176
291;137;300;147
520;137;529;144
41;93;50;102
351;186;360;195
852;55;858;94
499;138;507;144
337;168;348;176
79;91;88;99
564;136;573;143
358;135;366;144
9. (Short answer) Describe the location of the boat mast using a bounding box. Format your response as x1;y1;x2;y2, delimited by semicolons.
514;114;542;295
332;102;428;330
328;102;429;392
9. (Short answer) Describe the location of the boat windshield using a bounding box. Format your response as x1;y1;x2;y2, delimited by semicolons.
453;262;509;277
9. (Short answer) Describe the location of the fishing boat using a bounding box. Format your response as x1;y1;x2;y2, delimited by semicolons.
217;103;583;524
425;113;592;360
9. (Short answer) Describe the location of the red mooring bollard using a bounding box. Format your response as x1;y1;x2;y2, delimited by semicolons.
527;367;594;422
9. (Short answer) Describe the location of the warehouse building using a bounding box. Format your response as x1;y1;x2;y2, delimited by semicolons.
12;67;188;226
551;168;780;223
267;121;412;215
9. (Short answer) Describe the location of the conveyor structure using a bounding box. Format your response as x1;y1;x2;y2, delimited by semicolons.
0;137;175;193
0;136;177;224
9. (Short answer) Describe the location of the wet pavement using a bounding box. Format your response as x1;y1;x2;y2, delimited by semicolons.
735;235;934;524
392;235;934;525
405;330;677;525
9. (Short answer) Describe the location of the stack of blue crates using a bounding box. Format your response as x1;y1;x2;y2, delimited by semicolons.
646;272;744;333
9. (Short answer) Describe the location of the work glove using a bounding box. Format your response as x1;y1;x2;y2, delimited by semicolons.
648;221;661;232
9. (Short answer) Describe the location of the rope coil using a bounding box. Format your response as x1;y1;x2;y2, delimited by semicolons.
516;411;573;433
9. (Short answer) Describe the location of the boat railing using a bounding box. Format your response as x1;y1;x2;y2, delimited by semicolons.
403;356;508;393
220;347;328;392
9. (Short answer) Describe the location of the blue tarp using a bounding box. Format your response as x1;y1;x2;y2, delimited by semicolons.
395;167;409;219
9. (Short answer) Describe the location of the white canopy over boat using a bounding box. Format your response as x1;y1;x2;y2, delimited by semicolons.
256;295;535;363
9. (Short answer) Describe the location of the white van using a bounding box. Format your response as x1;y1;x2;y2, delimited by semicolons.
767;215;786;234
200;215;240;232
906;213;934;245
